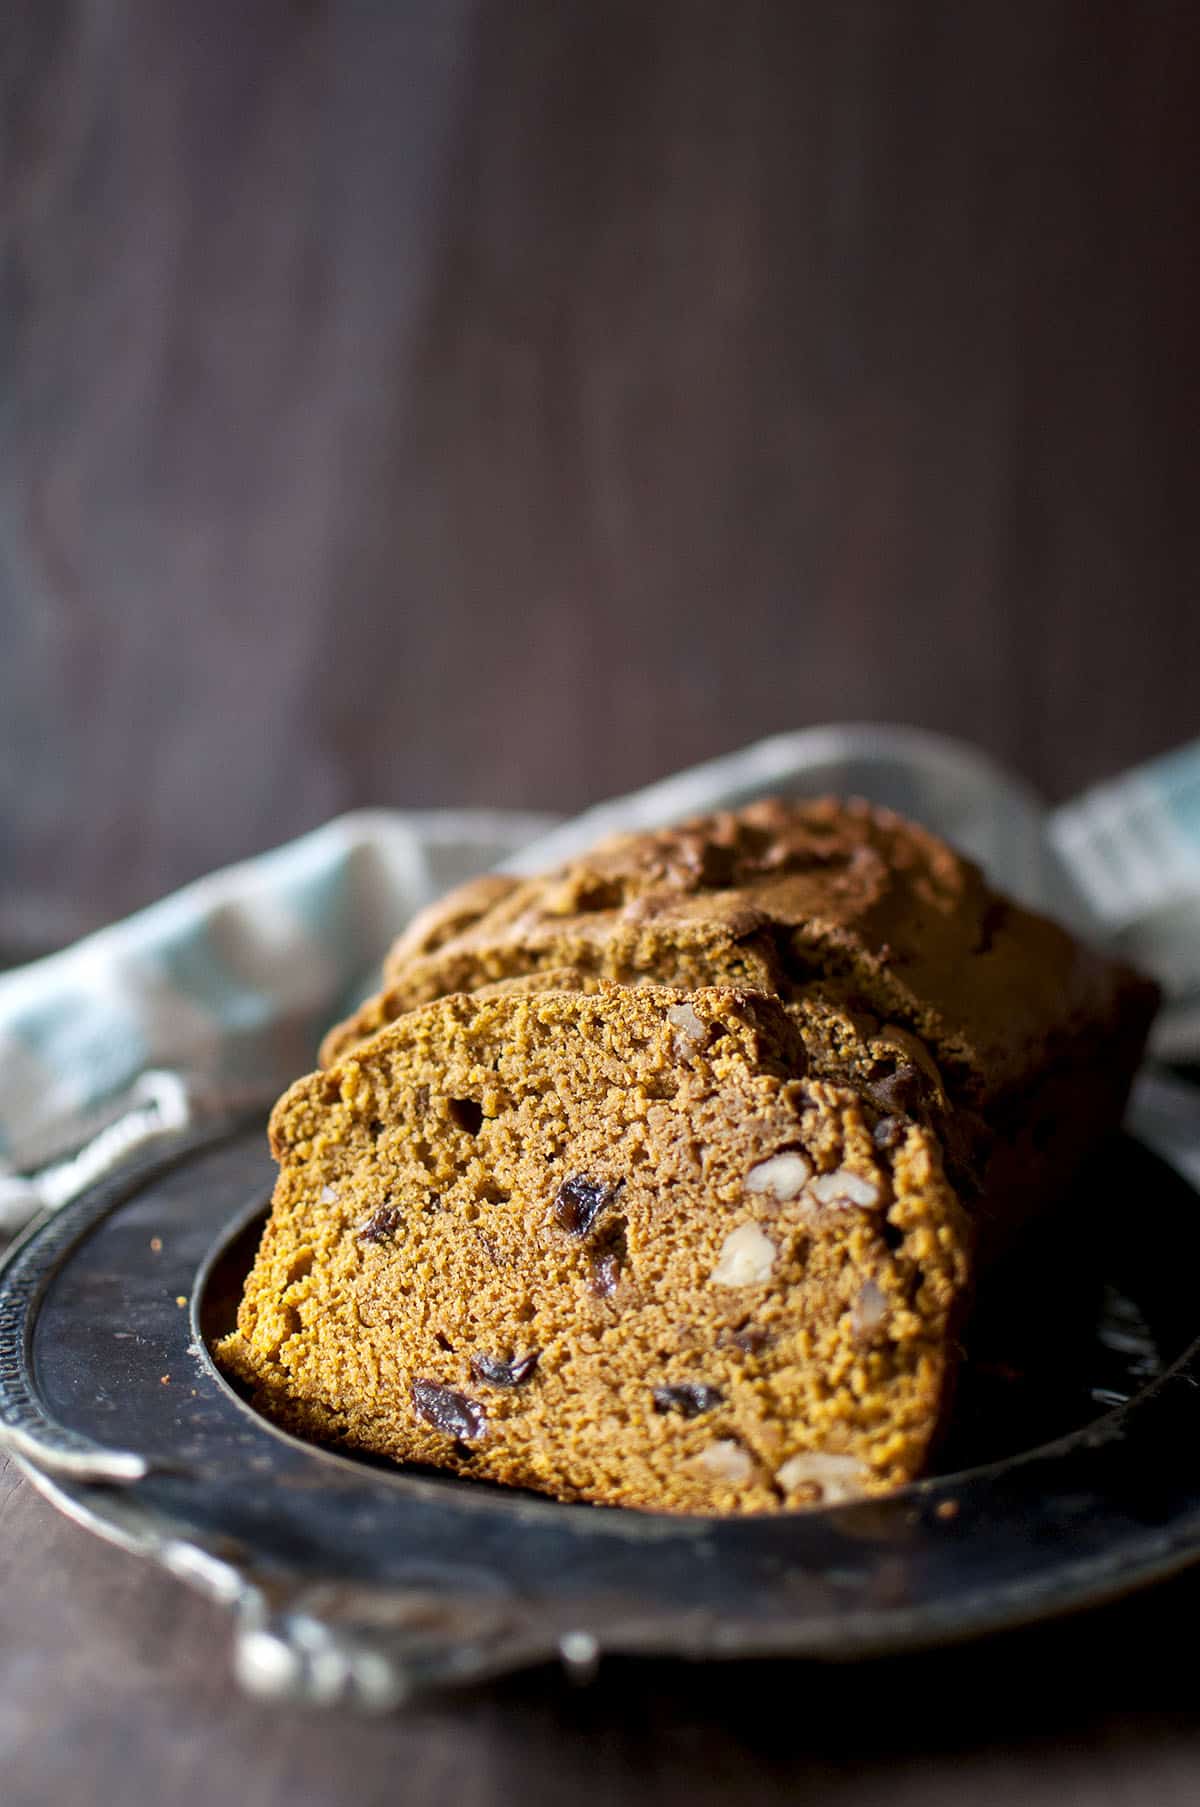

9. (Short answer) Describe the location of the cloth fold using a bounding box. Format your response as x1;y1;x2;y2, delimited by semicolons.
2;726;1197;1238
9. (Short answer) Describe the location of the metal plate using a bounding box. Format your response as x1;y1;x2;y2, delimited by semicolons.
3;1109;1200;1710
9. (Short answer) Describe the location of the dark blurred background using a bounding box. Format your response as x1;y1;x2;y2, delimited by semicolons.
2;1;1198;959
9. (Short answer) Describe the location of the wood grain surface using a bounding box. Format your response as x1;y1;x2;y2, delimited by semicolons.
2;1;1199;956
3;4;1200;1802
4;1449;1200;1807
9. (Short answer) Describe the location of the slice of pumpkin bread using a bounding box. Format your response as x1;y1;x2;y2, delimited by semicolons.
219;984;969;1513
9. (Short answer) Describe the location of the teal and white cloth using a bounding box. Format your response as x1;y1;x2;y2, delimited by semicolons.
1049;741;1200;1063
1;725;1198;1235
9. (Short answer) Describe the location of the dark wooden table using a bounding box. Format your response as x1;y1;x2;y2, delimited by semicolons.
3;2;1199;958
3;5;1200;1802
4;1448;1200;1807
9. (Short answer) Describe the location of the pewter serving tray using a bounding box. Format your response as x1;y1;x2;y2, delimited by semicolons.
3;1100;1200;1710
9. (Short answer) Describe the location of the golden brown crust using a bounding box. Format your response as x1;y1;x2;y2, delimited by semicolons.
383;873;522;972
324;799;1156;1113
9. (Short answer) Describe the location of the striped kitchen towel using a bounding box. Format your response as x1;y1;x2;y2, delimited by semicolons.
1049;740;1200;1063
0;725;1196;1235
